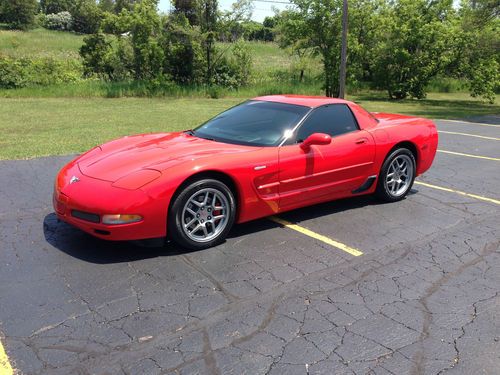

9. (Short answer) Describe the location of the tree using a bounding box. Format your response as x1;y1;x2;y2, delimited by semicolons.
123;0;164;80
219;0;254;41
114;0;135;13
72;0;103;33
98;0;115;12
280;0;344;97
451;0;499;103
40;0;72;14
0;0;37;29
372;0;456;99
277;10;314;82
173;0;199;25
161;13;205;83
263;15;276;29
199;0;218;85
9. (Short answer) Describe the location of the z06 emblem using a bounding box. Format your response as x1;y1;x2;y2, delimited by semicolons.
69;176;80;184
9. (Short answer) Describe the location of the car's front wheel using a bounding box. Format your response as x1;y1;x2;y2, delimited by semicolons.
168;178;236;250
376;148;416;202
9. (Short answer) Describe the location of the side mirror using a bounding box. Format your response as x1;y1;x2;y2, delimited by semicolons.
300;133;332;151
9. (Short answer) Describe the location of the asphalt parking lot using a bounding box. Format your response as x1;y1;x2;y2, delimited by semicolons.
0;117;499;375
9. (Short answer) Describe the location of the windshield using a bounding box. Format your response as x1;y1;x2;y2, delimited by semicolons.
192;101;310;147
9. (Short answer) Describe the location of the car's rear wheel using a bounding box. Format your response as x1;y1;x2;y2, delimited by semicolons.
168;178;236;250
376;148;416;202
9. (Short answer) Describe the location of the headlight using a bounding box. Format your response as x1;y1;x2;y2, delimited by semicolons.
102;214;143;225
112;169;161;190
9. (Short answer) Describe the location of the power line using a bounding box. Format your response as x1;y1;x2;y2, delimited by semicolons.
252;0;292;4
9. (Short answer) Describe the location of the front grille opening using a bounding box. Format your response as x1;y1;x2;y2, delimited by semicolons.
71;210;100;223
94;229;110;235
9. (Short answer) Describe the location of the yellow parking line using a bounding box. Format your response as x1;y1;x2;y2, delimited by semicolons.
437;150;500;161
0;338;13;375
439;119;500;128
438;131;500;141
269;216;363;257
414;181;500;205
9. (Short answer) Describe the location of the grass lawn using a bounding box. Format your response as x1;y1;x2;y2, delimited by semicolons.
0;28;84;59
1;93;498;160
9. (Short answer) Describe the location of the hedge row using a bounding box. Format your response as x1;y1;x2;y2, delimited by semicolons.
0;56;83;88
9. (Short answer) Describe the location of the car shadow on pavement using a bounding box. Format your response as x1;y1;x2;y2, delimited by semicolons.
43;189;418;264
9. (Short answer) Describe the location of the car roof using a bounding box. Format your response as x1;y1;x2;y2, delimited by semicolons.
252;95;351;108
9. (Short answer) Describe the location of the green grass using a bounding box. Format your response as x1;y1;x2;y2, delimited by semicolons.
0;80;324;98
0;28;84;59
0;98;242;159
1;92;498;160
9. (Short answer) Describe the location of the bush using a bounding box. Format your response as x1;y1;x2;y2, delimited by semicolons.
0;56;82;89
80;32;114;78
42;11;73;31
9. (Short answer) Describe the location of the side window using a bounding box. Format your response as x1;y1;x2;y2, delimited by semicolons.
296;104;359;142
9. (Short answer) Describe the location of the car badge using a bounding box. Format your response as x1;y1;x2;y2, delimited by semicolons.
69;176;80;184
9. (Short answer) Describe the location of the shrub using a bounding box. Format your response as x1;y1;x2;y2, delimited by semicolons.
0;56;82;89
42;11;73;31
80;32;114;78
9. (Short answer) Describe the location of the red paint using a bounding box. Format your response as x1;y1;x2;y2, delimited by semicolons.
54;95;438;241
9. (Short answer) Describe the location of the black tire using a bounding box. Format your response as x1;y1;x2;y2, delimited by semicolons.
376;148;416;202
168;178;236;250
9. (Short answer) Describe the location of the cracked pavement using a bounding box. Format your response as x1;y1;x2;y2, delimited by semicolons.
0;118;499;374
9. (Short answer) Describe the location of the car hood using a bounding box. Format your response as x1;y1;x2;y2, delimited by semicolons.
78;132;257;182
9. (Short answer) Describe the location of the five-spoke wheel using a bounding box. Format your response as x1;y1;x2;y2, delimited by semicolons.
376;148;416;202
169;179;236;250
181;188;229;243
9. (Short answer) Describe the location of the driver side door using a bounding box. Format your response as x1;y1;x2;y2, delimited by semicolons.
278;104;376;209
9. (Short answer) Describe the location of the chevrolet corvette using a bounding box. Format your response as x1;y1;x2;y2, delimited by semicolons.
53;95;438;249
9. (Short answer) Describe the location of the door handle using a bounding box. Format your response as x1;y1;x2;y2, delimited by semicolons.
355;138;368;144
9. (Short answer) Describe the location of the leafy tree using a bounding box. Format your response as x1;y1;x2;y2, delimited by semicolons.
199;0;218;84
263;15;276;29
0;0;37;29
372;0;457;99
98;0;115;12
114;0;135;13
40;0;72;14
161;14;205;83
173;0;199;25
219;0;254;41
279;0;344;96
120;0;164;80
277;9;313;82
452;0;499;102
72;0;103;33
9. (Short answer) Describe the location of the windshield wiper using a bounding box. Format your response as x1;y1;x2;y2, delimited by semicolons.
184;129;216;141
196;135;216;141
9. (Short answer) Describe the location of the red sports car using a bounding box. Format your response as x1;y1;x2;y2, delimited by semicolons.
53;95;438;249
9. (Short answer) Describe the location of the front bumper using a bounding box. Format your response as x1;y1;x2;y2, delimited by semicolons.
53;163;168;241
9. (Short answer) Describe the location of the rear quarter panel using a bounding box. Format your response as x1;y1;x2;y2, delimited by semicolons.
370;113;438;176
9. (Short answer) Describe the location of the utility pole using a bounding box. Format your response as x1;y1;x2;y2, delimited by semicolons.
338;0;348;99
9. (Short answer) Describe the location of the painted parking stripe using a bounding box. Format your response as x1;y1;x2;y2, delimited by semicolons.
438;131;500;141
0;338;13;375
269;216;363;257
437;150;500;161
438;119;500;128
415;181;500;205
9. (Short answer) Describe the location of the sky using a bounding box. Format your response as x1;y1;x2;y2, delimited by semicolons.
158;0;292;22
